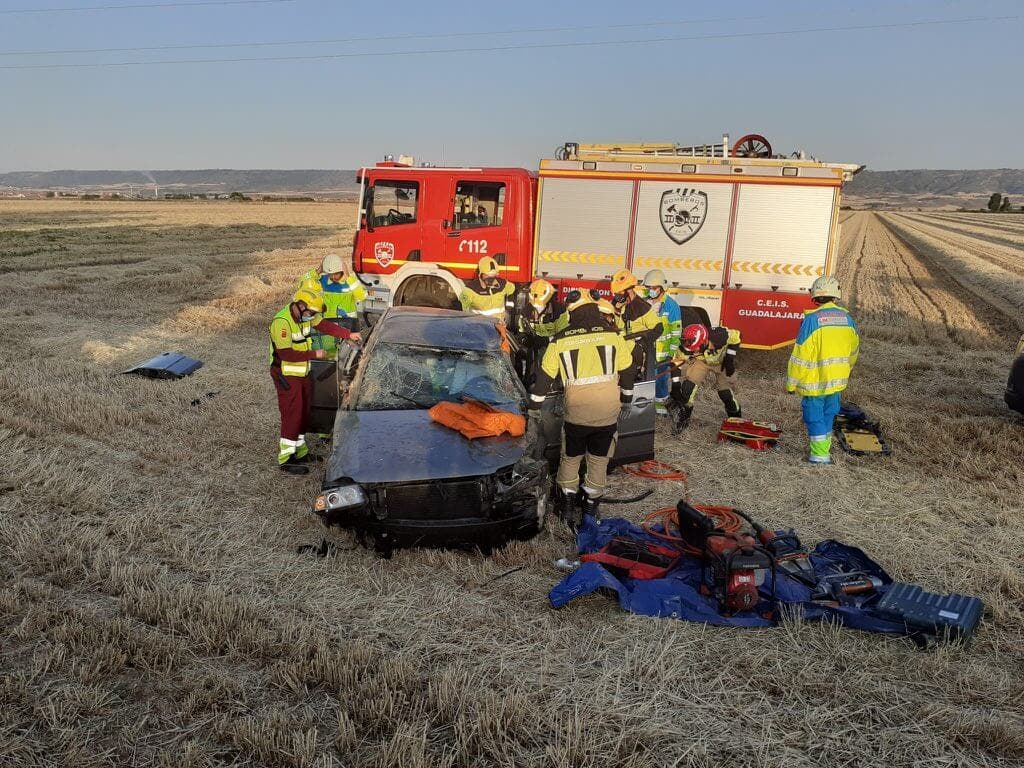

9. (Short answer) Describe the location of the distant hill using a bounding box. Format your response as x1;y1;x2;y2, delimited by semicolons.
3;167;1024;208
846;169;1024;196
0;169;360;196
844;169;1024;209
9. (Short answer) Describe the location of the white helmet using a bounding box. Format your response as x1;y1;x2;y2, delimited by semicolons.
321;253;344;274
810;275;841;301
643;269;668;289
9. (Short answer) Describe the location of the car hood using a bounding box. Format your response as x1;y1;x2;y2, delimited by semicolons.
324;410;528;484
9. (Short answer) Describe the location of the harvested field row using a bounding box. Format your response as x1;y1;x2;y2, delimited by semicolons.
838;213;1008;346
889;213;1024;278
925;212;1024;235
2;203;1023;768
880;213;1024;332
897;212;1024;253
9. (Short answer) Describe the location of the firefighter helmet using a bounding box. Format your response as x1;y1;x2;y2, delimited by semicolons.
477;256;500;277
810;275;841;301
643;269;668;289
528;279;555;313
596;299;617;317
565;289;595;312
294;285;325;314
610;269;638;295
321;253;344;274
681;323;709;353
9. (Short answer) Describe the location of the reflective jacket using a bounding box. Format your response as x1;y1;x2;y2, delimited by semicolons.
529;298;570;338
531;304;636;427
649;293;682;362
459;277;517;321
320;273;367;318
269;305;315;377
786;302;860;396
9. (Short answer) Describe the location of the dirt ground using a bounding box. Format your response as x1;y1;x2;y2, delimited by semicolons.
1;202;1022;768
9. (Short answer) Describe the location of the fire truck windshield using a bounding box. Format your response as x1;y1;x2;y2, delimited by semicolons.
369;180;418;228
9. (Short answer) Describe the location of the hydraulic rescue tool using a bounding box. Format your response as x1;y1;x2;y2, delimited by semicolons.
674;501;774;614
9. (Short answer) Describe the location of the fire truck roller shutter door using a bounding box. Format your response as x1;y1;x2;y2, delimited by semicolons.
631;181;733;327
536;178;633;282
631;182;732;290
730;185;836;293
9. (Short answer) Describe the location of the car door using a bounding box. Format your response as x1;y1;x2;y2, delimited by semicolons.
307;333;365;437
540;377;656;468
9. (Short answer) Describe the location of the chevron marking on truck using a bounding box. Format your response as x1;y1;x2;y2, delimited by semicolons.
730;261;823;276
633;256;723;272
539;251;625;266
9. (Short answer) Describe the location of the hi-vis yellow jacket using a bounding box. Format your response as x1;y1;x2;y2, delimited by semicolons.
786;302;860;397
530;304;636;427
459;277;517;320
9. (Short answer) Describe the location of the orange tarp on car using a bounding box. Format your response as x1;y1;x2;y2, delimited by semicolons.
429;400;526;440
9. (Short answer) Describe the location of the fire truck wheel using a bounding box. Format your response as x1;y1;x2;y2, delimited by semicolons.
394;275;460;310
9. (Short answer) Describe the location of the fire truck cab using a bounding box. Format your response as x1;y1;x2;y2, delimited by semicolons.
353;137;862;349
354;162;536;314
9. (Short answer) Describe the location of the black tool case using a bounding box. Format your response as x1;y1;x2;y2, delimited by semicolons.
874;582;983;641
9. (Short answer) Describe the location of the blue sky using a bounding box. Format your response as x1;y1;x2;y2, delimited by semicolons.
1;0;1021;171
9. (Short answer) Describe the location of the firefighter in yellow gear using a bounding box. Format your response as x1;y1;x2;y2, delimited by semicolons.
528;290;636;525
787;276;860;464
668;323;742;433
524;279;569;338
459;256;517;323
610;268;662;378
269;284;361;475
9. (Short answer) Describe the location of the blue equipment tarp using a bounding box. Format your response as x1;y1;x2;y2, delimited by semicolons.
549;515;915;636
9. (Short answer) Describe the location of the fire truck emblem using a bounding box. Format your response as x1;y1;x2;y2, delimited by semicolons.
660;188;708;245
374;241;395;267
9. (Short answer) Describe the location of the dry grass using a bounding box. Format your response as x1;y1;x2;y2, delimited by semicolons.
1;202;1022;767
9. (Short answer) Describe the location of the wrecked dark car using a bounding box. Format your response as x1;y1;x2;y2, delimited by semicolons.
309;307;655;550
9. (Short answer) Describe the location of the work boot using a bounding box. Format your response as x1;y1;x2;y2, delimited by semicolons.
672;405;693;434
279;458;309;475
579;489;601;520
718;388;742;419
293;452;323;465
553;487;582;529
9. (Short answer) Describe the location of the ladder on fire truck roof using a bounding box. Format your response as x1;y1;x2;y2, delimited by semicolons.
557;134;777;160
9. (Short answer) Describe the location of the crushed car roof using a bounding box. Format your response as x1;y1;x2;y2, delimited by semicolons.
374;307;504;351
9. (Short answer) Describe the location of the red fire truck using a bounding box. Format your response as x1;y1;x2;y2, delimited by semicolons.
352;135;862;348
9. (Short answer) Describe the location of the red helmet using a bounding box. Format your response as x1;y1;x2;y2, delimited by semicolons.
681;324;709;353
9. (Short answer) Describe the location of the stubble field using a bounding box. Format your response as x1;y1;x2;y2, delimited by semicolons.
1;201;1022;768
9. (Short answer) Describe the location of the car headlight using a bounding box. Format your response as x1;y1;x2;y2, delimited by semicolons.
313;484;367;515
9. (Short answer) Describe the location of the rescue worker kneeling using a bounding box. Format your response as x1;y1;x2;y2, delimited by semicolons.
528;291;635;525
668;323;742;432
460;256;517;323
270;283;361;475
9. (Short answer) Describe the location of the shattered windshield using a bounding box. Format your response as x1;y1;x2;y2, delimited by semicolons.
355;342;524;411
